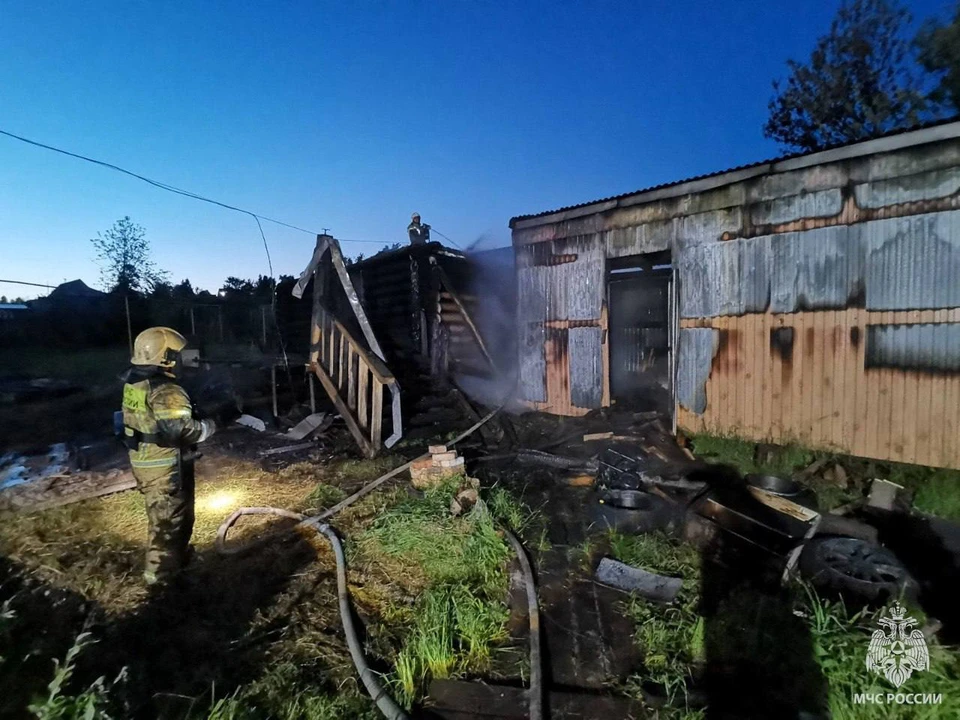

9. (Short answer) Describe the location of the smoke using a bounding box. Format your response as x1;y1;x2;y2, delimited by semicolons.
452;244;527;413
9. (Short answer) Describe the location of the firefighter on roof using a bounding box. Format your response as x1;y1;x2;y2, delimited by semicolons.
407;212;431;245
120;327;216;585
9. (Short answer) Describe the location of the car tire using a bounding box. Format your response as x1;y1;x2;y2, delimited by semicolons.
799;536;917;604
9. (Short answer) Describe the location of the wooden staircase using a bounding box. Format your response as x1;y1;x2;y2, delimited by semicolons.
309;305;401;458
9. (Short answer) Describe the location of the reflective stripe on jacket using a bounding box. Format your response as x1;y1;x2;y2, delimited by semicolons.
122;376;208;468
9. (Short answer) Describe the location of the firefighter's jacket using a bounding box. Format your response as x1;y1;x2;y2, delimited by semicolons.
121;369;213;474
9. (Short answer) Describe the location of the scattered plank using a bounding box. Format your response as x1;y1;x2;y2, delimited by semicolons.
427;679;645;720
594;557;682;603
258;442;315;457
284;412;330;441
583;432;614;442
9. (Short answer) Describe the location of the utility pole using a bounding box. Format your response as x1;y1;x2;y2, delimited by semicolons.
125;294;133;355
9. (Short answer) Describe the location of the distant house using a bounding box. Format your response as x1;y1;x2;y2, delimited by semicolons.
29;280;108;312
0;303;29;321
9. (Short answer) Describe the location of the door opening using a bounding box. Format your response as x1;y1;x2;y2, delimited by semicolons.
607;251;673;413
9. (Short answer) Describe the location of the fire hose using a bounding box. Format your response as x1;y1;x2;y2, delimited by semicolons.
214;408;544;720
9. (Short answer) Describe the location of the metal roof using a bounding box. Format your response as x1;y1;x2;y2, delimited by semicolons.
510;117;960;228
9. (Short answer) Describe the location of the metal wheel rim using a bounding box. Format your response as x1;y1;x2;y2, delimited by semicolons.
818;539;904;585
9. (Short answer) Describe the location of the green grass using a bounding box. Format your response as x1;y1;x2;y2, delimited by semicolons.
356;477;510;592
803;589;960;719
305;483;346;510
485;485;537;534
690;434;857;509
611;531;703;709
690;434;816;478
354;478;513;707
609;530;700;579
690;434;960;519
689;435;759;472
912;471;960;521
24;633;117;720
200;661;378;720
610;528;960;718
886;466;960;522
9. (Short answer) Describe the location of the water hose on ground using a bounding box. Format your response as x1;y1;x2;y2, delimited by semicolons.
217;505;408;719
218;506;543;720
216;407;502;557
215;405;544;719
315;521;408;720
502;528;543;720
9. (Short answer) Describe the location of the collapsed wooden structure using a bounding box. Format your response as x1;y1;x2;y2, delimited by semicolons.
294;235;510;456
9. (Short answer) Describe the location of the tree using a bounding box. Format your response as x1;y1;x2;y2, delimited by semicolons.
764;0;928;152
220;277;254;297
91;217;169;294
171;279;196;301
916;2;960;114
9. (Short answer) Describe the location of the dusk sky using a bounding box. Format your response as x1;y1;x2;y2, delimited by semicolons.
1;0;950;299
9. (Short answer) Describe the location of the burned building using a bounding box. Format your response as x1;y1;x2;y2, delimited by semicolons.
294;237;515;456
510;119;960;469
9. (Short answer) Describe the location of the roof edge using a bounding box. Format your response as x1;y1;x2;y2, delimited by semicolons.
510;119;960;232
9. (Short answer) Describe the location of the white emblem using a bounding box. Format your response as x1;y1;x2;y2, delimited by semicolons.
866;603;929;688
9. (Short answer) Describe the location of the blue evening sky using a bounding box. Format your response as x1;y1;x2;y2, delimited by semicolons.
0;1;950;298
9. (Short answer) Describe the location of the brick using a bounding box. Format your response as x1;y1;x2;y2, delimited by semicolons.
411;458;435;471
439;457;465;469
428;445;448;455
431;452;457;464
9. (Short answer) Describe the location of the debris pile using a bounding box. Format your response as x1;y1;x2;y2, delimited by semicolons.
0;442;133;512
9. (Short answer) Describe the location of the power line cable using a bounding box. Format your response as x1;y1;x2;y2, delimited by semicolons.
428;227;463;249
0;279;57;289
0;128;399;246
0;128;320;237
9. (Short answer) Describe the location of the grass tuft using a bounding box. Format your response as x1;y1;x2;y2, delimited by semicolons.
305;483;346;510
27;633;119;720
612;531;703;708
803;587;960;719
608;530;700;578
354;478;512;706
485;485;536;533
355;477;510;593
904;469;960;521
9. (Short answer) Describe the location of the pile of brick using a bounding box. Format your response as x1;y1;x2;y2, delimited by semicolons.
410;444;466;489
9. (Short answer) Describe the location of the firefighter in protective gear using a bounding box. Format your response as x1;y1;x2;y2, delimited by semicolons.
407;212;430;245
121;327;216;585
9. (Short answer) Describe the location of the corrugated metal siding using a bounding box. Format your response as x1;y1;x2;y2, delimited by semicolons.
678;310;960;469
864;209;960;310
677;328;719;414
515;235;606;414
518;322;546;402
569;326;603;408
680;226;866;318
867;323;960;371
513;130;960;464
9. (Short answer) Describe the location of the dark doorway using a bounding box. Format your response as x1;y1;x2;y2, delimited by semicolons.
607;251;672;411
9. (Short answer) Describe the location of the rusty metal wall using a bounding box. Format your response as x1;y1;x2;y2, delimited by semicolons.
675;202;960;468
678;309;960;468
516;236;606;415
512;129;960;466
